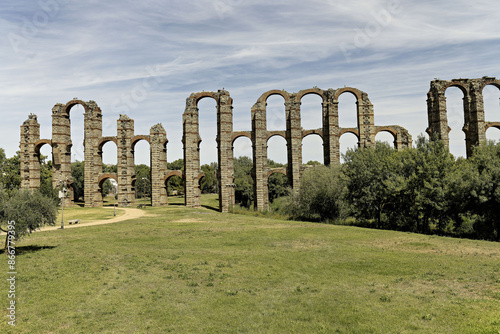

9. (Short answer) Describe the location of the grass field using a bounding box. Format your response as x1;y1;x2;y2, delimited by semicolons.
2;196;499;333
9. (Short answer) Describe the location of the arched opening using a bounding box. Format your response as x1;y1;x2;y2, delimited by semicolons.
375;131;396;148
133;139;151;206
133;139;151;167
69;103;85;162
302;134;324;164
340;132;359;163
37;143;53;197
268;171;289;206
198;98;218;166
338;92;358;129
267;135;287;165
445;86;467;158
199;173;218;211
266;95;286;131
99;176;117;207
101;141;117;173
486;127;500;144
483;84;500;143
166;174;184;204
300;93;323;130
233;136;254;208
233;136;252;160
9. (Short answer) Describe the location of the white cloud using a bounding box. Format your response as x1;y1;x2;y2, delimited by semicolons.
0;0;499;161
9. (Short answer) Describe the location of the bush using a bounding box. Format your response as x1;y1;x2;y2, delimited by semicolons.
2;189;59;242
286;165;347;222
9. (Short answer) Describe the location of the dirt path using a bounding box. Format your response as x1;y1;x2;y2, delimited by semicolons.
37;207;147;232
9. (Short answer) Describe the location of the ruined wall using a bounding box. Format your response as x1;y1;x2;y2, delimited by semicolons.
427;76;500;157
20;85;413;212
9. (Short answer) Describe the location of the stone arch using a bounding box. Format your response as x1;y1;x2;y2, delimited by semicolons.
375;127;397;147
183;89;234;212
426;78;500;157
164;170;184;197
301;132;324;164
97;173;118;206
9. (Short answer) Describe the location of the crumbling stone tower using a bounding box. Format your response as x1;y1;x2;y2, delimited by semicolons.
427;76;500;157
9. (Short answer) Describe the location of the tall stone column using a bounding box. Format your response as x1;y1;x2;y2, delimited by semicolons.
83;100;102;207
324;89;340;165
217;90;234;213
252;101;269;211
286;95;302;189
150;123;168;207
467;81;486;157
427;81;450;148
183;95;201;208
19;114;41;190
357;92;375;148
52;103;74;206
117;115;135;207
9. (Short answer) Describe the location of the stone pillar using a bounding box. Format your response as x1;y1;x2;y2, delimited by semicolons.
217;90;234;213
357;92;376;148
183;95;201;208
117;114;135;207
83;100;102;207
324;89;340;165
467;81;486;157
150;123;168;207
19;114;40;190
51;103;74;206
286;95;302;189
427;81;450;148
252;101;269;211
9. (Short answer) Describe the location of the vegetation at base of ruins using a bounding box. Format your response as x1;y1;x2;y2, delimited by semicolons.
0;187;59;248
1;203;498;334
200;162;218;194
277;137;500;242
71;161;85;202
134;164;151;199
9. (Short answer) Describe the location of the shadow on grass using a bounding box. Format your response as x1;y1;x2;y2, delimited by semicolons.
3;245;56;255
201;205;220;212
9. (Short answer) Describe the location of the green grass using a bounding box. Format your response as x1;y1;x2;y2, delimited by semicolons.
2;199;499;333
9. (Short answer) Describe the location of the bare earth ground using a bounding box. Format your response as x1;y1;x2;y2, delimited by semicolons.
1;207;147;235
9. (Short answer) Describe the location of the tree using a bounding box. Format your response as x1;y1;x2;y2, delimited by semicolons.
0;151;21;196
342;141;398;228
135;164;151;198
168;159;184;171
234;156;253;207
200;163;218;194
0;189;58;250
450;141;500;241
287;165;347;222
71;161;85;202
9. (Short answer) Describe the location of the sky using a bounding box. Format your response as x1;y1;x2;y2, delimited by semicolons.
1;0;500;166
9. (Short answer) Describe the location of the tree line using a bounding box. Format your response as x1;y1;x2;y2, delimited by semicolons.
283;137;500;242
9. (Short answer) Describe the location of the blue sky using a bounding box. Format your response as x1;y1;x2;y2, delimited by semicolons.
1;0;500;165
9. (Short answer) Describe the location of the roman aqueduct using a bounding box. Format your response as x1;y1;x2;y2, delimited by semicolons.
21;77;499;212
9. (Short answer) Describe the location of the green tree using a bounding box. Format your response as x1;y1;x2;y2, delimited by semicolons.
200;163;218;194
287;165;347;222
234;156;253;207
0;189;58;250
71;161;85;202
451;141;500;241
135;164;151;199
0;151;21;196
342;141;398;228
168;159;184;171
